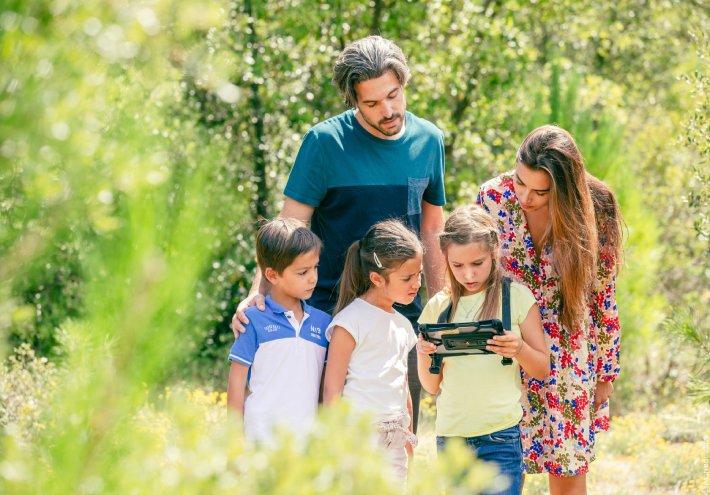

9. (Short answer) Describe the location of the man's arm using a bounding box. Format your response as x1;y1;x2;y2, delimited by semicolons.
230;197;315;335
281;196;316;223
420;200;446;298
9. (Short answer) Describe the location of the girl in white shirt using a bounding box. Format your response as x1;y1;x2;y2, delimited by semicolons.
323;219;423;479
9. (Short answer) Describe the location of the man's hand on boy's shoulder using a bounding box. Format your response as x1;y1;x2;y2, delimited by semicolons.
231;293;266;337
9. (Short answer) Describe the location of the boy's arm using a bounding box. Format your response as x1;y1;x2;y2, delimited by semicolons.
322;326;355;405
227;362;249;416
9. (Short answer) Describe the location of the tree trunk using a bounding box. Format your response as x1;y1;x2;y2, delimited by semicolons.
444;0;498;163
244;0;269;220
371;0;383;35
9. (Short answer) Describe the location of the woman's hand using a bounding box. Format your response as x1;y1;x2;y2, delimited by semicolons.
416;333;437;356
594;381;614;411
486;332;524;358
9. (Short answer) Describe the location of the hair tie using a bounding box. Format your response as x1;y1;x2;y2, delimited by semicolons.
372;252;383;269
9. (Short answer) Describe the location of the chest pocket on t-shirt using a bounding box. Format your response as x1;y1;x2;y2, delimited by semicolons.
407;177;429;216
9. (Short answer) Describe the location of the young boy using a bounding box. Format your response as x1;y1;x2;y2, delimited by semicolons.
227;218;331;443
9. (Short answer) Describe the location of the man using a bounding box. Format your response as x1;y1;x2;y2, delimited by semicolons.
231;35;446;432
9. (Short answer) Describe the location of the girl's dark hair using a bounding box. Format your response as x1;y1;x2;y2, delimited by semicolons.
439;205;502;322
334;219;422;315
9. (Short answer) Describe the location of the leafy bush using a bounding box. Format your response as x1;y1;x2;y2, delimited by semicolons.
0;369;496;494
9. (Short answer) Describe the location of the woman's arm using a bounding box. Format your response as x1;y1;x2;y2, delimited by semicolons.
227;363;249;415
591;273;620;410
487;303;550;380
416;335;444;394
323;326;356;404
592;278;621;382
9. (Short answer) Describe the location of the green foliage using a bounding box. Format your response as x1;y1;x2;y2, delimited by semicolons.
655;29;710;407
1;1;709;490
0;365;496;494
663;311;709;404
3;0;708;391
0;2;495;492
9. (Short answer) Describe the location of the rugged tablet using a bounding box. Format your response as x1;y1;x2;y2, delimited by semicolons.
419;319;512;373
418;277;514;373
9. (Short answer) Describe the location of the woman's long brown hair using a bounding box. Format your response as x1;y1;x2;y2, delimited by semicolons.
516;125;622;331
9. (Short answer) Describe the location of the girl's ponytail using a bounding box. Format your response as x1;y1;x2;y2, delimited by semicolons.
334;240;370;315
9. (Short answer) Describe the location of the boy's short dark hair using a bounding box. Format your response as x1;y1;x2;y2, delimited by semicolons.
256;218;322;273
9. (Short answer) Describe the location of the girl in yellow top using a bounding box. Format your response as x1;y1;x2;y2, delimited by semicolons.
417;205;549;495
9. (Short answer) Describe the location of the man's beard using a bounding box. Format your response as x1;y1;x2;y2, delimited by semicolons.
361;112;404;136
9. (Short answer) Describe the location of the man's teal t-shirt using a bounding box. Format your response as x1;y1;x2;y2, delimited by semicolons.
284;109;446;318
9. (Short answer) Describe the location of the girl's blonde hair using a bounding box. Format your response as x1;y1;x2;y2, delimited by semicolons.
334;219;422;315
439;205;502;322
516;124;622;331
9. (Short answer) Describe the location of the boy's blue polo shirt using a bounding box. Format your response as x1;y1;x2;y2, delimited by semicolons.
284;110;446;317
229;296;331;443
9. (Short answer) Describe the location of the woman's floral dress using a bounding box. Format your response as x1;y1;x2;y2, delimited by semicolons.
477;173;621;477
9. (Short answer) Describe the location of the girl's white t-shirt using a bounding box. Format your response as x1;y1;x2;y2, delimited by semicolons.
326;298;418;422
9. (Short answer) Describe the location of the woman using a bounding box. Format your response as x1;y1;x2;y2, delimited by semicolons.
477;125;622;495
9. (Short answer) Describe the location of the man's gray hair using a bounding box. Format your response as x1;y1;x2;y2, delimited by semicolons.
332;36;411;107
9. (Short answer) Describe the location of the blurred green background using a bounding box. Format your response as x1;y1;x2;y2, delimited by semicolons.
1;1;708;493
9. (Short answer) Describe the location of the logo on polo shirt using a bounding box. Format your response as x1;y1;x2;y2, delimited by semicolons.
264;324;280;333
309;325;322;339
